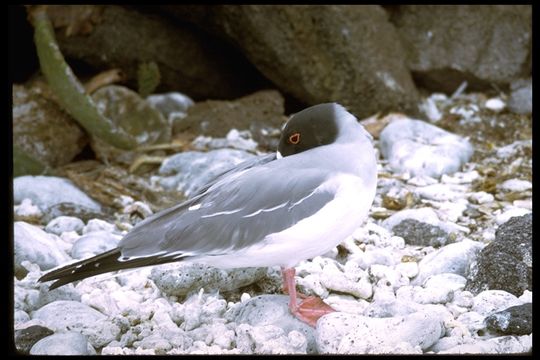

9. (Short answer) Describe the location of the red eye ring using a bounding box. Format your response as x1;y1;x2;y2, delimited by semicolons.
288;132;301;145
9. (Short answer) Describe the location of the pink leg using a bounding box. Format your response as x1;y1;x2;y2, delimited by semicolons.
281;267;336;327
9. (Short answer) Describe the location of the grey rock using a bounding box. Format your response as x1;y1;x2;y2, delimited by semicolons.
155;148;257;197
379;118;473;178
508;78;532;115
485;303;532;335
166;5;420;119
90;85;171;166
150;263;267;297
14;325;54;354
392;219;449;247
71;230;121;259
42;202;107;224
174;90;285;141
55;5;266;100
316;311;445;354
45;216;85;235
12;83;87;173
413;239;484;286
14;176;102;212
390;5;531;93
232;295;317;354
14;222;70;277
465;213;531;296
30;332;96;355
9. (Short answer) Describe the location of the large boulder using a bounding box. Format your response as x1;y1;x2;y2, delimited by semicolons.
53;5;267;100
164;5;421;119
388;5;531;92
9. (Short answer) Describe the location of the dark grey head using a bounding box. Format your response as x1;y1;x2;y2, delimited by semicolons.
277;103;363;157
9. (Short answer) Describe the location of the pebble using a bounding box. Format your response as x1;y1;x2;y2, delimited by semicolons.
154;149;257;197
379;117;473;178
146;92;194;119
14;176;102;212
31;300;120;348
508;78;532;115
191;129;259;152
485;303;532;335
14;325;54;354
14;222;70;276
316;311;445;354
232;295;316;353
494;207;531;225
498;178;532;192
14;198;43;220
412;239;484;286
70;230;122;259
45;216;85;235
150;263;267;297
466;214;531;296
484;98;506;112
471;290;522;316
468;191;494;204
439;335;531;354
82;218;118;234
30;332;96;355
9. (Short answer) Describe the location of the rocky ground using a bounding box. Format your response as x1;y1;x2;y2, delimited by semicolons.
13;83;532;354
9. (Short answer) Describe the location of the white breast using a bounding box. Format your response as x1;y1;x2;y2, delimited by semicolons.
203;173;376;269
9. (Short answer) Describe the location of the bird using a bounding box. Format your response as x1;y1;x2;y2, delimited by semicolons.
39;102;378;327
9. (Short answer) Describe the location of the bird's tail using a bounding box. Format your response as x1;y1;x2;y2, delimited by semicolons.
38;248;176;290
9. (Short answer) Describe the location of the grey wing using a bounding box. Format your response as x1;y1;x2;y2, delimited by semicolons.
118;165;334;260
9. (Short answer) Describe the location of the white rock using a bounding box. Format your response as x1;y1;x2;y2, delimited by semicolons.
14;222;70;273
451;290;475;308
518;290;532;304
441;170;479;184
14;310;30;325
498;179;532;192
71;230;121;259
396;285;453;305
231;295;316;353
14;198;43;218
45;216;85;235
31;300;120;348
395;262;419;279
513;199;532;210
412;239;484;286
440;335;531;354
420;97;443;122
414;183;466;202
469;191;495;204
379;118;473;178
150;263;266;297
82;218;117;234
484;98;506;112
30;332;96;355
14;176;102;211
154;149;257;197
422;273;467;291
495;207;531;225
456;311;486;335
316;311;445;354
471;290;522;316
324;294;370;315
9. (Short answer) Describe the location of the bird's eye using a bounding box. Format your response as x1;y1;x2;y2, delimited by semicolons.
288;132;301;144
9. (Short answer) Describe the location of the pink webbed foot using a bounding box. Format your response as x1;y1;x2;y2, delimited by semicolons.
291;296;336;327
281;267;336;327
